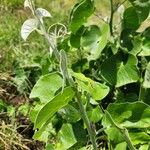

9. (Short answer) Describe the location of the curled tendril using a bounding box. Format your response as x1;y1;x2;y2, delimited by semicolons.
48;23;67;39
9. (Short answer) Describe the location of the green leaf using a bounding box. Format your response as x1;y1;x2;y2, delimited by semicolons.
129;0;150;22
143;62;150;88
72;72;109;100
88;106;103;123
101;54;139;87
30;73;62;103
59;104;81;123
81;23;110;60
138;38;150;56
70;0;94;33
34;87;75;129
33;123;54;143
139;144;149;150
29;104;44;122
115;142;127;150
70;26;85;48
123;7;140;30
102;102;150;146
56;123;77;150
130;36;142;55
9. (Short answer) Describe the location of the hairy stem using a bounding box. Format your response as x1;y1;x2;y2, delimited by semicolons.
75;92;97;149
31;3;97;149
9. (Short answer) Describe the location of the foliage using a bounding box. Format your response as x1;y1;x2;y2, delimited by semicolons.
20;0;150;149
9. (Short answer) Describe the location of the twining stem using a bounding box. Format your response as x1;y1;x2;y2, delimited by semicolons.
29;1;97;149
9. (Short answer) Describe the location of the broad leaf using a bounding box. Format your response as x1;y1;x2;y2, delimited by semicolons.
70;0;94;33
30;73;62;103
130;0;150;22
70;26;85;48
143;62;150;88
59;104;81;123
21;19;38;41
88;106;103;123
123;7;140;30
81;24;110;60
101;54;139;87
56;124;77;150
72;72;109;100
102;102;150;147
34;87;75;129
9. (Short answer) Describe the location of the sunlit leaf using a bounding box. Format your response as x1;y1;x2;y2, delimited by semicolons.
72;72;109;100
30;73;62;103
34;87;75;129
81;23;110;60
102;102;150;147
56;124;77;150
70;0;94;33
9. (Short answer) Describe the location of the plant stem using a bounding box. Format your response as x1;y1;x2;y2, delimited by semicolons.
33;5;97;149
109;0;114;36
75;92;97;150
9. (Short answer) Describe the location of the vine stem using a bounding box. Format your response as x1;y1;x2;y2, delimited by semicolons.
29;1;98;149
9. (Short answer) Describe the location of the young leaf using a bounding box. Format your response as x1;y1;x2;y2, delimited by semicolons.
70;0;94;33
30;73;62;103
56;123;77;150
24;0;32;10
143;62;150;88
35;8;52;18
34;87;75;129
72;72;109;100
21;19;38;41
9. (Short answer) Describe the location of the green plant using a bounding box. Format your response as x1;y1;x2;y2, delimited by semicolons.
21;0;150;149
